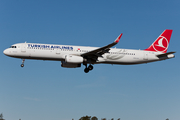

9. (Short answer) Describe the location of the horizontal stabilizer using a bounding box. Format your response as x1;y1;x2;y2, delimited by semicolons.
156;51;176;58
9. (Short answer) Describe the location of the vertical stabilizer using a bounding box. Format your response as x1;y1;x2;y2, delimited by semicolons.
145;29;173;53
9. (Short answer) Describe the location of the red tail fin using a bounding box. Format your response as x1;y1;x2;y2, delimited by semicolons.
145;29;173;53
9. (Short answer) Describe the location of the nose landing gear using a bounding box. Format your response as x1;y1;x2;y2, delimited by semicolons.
21;59;25;67
84;64;94;73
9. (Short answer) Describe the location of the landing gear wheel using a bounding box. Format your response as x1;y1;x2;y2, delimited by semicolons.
21;59;25;67
21;64;24;67
88;65;93;70
84;68;89;73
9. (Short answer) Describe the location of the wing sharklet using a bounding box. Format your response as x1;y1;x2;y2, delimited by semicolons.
81;33;123;58
114;33;123;43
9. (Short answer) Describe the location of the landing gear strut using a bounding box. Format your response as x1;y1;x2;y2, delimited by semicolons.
84;64;93;73
21;59;25;67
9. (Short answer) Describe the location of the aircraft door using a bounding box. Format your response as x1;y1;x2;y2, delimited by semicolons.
143;52;148;60
56;48;60;54
21;43;26;52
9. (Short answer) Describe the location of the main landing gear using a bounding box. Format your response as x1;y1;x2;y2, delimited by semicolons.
21;59;25;67
84;64;94;73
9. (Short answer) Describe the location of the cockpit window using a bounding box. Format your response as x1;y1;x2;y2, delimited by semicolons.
10;46;17;48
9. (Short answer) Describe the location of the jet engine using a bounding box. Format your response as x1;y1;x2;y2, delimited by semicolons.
65;55;84;63
61;61;81;68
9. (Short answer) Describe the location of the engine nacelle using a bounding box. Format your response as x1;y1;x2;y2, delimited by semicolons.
61;61;81;68
65;55;84;63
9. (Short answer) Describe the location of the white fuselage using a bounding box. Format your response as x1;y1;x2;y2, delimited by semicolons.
3;43;174;65
3;30;175;73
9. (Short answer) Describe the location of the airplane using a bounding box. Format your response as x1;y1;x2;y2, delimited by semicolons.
3;29;175;73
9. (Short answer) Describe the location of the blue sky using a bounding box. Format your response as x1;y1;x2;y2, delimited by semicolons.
0;0;180;120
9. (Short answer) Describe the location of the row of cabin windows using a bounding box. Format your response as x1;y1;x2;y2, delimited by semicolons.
28;47;88;52
27;47;135;55
28;47;54;50
28;47;82;51
110;52;135;55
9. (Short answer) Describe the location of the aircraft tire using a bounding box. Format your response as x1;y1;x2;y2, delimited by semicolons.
84;68;89;73
21;64;24;67
88;65;93;70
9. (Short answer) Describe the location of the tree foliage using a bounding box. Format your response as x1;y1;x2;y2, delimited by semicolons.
101;118;106;120
79;115;120;120
79;115;91;120
91;116;98;120
0;113;3;119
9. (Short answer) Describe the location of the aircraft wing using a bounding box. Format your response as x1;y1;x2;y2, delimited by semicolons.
80;34;123;61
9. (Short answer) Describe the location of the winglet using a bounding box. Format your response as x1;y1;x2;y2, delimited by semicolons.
114;33;123;43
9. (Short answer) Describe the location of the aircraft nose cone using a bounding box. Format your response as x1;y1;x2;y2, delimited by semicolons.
3;49;8;55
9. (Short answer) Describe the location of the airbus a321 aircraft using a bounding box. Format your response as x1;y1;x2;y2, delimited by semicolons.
3;29;175;73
